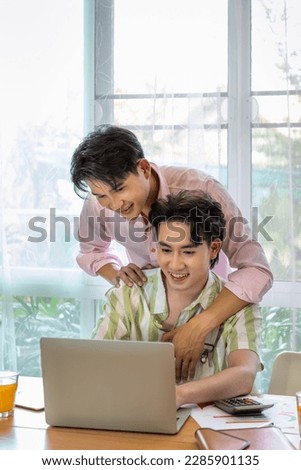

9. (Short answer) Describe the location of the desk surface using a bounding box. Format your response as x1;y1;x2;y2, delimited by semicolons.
0;407;200;450
1;405;300;450
1;388;300;450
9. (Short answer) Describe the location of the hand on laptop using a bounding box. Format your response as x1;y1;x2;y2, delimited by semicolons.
162;315;206;383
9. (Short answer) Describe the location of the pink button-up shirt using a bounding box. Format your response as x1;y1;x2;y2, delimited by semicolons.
76;164;273;303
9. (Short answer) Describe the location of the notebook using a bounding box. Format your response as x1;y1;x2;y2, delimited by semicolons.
195;428;250;450
218;426;296;450
195;426;295;450
40;337;191;434
15;376;45;411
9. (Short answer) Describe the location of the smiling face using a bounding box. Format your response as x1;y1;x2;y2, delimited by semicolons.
157;220;221;298
87;159;157;220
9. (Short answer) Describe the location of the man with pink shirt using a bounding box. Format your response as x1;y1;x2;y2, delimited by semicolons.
70;124;273;381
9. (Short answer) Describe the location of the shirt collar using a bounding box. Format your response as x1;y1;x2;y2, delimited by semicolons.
125;163;169;231
189;271;221;311
152;270;169;314
150;162;170;198
148;269;221;316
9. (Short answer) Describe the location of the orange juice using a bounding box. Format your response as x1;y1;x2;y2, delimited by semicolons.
0;382;17;413
297;390;301;436
297;404;301;434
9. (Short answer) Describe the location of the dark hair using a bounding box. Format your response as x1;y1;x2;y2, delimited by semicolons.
149;190;226;268
70;125;144;197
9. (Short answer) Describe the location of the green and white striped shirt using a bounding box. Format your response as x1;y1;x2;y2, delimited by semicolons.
92;269;262;379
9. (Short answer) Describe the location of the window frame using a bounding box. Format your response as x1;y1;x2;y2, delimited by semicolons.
92;0;301;310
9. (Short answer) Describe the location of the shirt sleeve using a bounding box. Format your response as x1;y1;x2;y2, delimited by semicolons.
76;197;123;276
223;304;262;365
204;176;273;303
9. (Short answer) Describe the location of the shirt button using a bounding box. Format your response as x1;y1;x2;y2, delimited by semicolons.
151;247;156;253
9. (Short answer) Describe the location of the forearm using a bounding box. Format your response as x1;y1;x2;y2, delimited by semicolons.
162;287;251;382
194;287;249;338
176;365;255;407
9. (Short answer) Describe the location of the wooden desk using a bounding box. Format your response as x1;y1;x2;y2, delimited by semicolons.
1;391;300;450
1;405;300;450
0;407;200;450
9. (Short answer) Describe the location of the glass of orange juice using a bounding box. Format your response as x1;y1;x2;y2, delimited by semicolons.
296;391;301;438
0;371;19;418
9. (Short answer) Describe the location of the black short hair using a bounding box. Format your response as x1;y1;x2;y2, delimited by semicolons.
149;190;225;268
70;125;144;197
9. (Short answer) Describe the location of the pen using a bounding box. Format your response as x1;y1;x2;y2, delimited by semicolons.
225;419;273;424
213;415;268;419
254;422;274;428
213;415;234;418
213;415;270;419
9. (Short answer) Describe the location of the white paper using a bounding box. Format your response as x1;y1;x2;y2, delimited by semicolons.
15;376;45;411
191;394;299;434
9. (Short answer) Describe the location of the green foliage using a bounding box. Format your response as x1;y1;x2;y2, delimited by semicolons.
257;306;301;393
13;296;80;376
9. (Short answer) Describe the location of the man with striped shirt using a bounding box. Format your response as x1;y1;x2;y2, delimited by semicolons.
93;191;262;408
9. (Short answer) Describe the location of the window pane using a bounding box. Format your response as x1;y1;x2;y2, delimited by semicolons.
251;0;301;281
252;128;301;281
95;0;228;181
253;94;301;125
134;127;227;186
258;306;301;393
114;0;227;94
252;0;301;91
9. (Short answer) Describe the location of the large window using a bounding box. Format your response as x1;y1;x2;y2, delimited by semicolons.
251;0;301;389
94;0;301;391
1;0;300;391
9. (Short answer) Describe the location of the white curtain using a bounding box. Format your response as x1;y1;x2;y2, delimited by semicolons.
0;0;85;373
0;154;16;370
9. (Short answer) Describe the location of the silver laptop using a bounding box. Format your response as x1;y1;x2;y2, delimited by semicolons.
40;337;191;434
